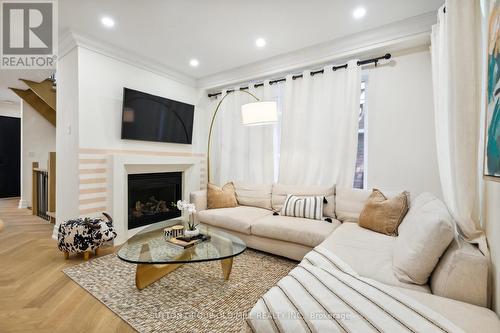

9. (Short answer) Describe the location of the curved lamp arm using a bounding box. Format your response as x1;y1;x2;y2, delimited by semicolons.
207;90;259;184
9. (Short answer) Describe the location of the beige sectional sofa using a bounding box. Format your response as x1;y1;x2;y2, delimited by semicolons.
191;182;340;261
190;182;500;332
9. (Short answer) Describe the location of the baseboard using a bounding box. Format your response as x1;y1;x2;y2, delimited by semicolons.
18;199;28;209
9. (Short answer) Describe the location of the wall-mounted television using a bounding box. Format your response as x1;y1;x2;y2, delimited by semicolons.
121;88;194;144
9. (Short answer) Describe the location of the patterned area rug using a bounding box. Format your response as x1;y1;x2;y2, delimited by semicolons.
63;249;296;333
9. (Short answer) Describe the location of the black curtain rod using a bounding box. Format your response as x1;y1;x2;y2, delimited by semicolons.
208;53;391;98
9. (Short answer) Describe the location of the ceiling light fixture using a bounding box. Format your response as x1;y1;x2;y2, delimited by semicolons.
353;7;366;19
189;59;199;67
255;38;266;48
101;16;115;28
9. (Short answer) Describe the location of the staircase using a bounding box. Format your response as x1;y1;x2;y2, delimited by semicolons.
9;78;56;126
10;78;57;222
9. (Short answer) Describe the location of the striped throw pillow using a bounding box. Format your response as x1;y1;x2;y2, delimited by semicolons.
280;195;324;220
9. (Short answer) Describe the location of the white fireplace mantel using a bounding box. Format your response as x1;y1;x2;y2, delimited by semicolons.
109;153;201;245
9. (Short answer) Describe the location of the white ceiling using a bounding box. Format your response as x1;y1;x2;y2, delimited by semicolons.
0;0;443;100
59;0;444;80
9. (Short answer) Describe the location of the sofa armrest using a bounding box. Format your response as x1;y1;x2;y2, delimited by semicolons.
190;190;207;212
430;238;488;307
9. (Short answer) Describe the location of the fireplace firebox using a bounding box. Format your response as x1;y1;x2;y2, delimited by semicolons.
127;172;182;230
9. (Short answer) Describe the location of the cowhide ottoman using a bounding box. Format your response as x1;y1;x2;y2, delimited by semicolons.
58;213;116;260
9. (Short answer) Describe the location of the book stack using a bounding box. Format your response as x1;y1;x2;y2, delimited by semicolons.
166;234;211;249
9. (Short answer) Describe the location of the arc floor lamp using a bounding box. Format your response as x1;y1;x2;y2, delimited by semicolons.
206;90;278;184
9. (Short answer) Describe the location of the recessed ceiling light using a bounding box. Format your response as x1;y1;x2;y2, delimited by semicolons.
353;7;366;19
101;16;115;28
189;59;199;67
255;38;266;48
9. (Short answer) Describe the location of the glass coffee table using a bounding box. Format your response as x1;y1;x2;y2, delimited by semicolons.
117;219;246;289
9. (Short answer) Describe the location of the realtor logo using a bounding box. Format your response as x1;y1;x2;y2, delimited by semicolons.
1;0;57;69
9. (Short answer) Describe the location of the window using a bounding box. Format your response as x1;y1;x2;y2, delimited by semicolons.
353;81;367;189
252;80;366;186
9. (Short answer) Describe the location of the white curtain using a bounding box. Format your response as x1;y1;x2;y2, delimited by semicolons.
209;81;278;185
278;60;361;187
431;0;486;251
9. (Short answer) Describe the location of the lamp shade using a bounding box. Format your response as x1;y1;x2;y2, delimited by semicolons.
241;101;278;126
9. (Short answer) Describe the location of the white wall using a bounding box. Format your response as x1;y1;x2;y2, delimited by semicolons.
0;103;21;118
54;45;205;234
20;101;56;207
55;47;80;228
364;48;442;198
77;47;201;152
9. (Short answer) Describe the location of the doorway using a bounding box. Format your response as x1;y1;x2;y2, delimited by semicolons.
0;116;21;198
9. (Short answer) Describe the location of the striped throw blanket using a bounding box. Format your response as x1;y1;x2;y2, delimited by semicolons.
246;247;464;333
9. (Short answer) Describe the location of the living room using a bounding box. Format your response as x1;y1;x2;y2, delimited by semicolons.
0;0;499;332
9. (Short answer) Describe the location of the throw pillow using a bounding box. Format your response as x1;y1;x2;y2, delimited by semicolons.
280;195;323;220
358;189;410;236
393;192;455;285
207;182;238;209
271;184;335;218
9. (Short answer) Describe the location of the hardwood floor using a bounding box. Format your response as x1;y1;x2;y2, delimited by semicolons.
0;198;136;333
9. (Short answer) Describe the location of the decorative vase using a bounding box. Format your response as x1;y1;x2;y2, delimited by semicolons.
184;228;200;238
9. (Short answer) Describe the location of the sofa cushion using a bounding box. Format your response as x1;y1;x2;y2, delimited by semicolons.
430;238;488;307
397;287;500;333
271;183;335;217
233;181;272;210
318;222;431;293
190;190;207;211
196;206;272;235
207;182;238;209
251;215;339;247
335;187;372;222
358;189;410;236
393;192;455;285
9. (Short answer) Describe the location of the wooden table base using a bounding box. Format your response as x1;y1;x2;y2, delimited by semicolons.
221;257;233;281
135;257;235;290
136;262;184;290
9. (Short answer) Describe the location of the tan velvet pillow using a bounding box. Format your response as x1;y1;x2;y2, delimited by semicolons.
207;182;238;209
358;189;409;236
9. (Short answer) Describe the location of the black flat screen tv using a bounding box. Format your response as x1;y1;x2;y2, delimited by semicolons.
121;88;194;144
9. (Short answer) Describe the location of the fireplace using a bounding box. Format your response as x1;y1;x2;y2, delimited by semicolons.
127;172;182;229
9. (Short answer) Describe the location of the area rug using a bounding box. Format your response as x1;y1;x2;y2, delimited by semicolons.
63;249;297;333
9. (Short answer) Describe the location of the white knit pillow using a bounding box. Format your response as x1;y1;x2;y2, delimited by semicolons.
280;195;323;220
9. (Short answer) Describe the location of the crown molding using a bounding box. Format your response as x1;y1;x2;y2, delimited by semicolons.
56;10;437;91
197;11;437;90
58;30;196;87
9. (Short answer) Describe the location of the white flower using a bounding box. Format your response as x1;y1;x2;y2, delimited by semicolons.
176;200;196;213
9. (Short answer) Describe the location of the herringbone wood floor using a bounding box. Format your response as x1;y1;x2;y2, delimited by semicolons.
0;198;136;333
